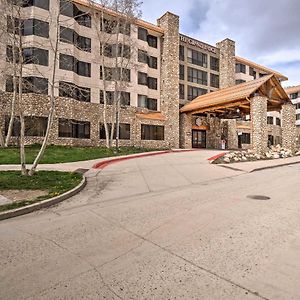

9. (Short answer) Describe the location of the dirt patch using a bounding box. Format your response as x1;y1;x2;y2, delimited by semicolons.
0;190;48;203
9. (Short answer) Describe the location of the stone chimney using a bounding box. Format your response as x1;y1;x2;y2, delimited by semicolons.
216;38;236;89
157;12;180;149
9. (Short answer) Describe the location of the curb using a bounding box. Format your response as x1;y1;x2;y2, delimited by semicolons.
93;149;196;169
250;160;300;173
207;152;227;162
0;176;87;221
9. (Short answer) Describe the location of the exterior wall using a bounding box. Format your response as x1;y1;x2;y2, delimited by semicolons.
206;115;221;149
282;102;297;152
179;113;192;149
157;12;180;148
216;39;235;89
250;95;268;154
0;92;169;149
221;119;238;149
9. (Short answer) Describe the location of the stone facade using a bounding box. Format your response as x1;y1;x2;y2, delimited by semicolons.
157;12;180;149
206;115;221;149
179;113;192;149
282;102;297;152
221;119;238;149
250;95;268;155
216;39;236;89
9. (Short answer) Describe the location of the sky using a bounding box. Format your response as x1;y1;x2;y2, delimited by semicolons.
140;0;300;87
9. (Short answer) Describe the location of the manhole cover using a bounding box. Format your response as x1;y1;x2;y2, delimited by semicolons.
247;195;270;200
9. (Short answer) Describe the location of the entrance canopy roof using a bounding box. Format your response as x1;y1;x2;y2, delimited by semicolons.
180;74;291;115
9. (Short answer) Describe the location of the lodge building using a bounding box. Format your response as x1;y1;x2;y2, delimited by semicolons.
0;0;297;152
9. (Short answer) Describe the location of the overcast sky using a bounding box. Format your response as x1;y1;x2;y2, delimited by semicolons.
141;0;300;87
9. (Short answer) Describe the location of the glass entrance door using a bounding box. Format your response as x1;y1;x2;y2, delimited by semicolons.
192;130;206;148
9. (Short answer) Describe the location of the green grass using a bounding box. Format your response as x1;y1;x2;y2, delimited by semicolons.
0;170;82;212
0;144;160;165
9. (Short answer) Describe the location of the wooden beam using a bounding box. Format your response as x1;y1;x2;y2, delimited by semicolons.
191;100;249;114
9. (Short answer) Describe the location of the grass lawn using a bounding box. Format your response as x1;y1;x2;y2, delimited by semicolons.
0;144;160;165
0;170;82;212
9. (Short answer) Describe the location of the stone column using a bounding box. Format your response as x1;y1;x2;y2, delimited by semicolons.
157;12;180;149
216;39;236;89
221;119;238;149
206;115;221;149
179;113;192;149
250;95;268;154
282;102;296;152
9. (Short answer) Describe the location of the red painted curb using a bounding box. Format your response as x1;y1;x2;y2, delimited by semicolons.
93;149;196;170
207;152;227;161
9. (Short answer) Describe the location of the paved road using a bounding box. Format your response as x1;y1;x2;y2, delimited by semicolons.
1;150;300;300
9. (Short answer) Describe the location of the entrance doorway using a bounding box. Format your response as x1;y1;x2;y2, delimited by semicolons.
192;130;206;148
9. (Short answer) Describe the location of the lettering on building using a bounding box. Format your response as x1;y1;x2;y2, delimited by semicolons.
180;35;217;54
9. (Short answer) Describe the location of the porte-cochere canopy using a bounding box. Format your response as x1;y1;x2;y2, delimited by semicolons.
180;74;291;115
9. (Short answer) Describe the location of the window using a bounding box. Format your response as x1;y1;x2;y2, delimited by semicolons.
276;117;281;126
235;79;246;85
59;54;91;77
6;45;19;63
268;135;274;146
138;27;157;48
295;103;300;109
210;57;219;71
241;133;250;144
249;67;255;76
187;67;207;85
59;119;90;139
60;27;91;52
100;67;130;82
99;123;130;140
22;47;49;66
187;86;207;101
9;0;49;10
4;116;20;137
60;0;91;27
179;45;184;61
267;116;273;125
59;81;90;102
6;76;48;94
290;93;298;99
147;77;157;90
138;95;157;110
187;49;207;67
138;27;147;41
179;84;185;99
24;116;48;136
100;91;130;106
22;19;49;38
297;114;300;121
148;56;157;69
259;73;266;78
235;63;246;73
210;74;219;88
141;124;164;140
179;65;184;80
138;72;148;85
138;50;157;69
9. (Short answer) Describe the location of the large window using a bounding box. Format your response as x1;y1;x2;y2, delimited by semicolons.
179;45;185;61
59;119;90;139
235;79;246;85
138;72;157;89
9;0;49;10
99;123;130;140
6;76;48;94
241;133;250;144
187;67;207;85
187;85;207;101
4;116;48;137
210;74;219;88
138;95;157;110
179;65;184;80
210;56;219;71
179;84;185;99
137;49;157;69
138;27;157;48
102;43;130;58
187;49;207;67
267;116;273;125
290;93;299;99
100;67;131;82
276;117;281;126
59;81;90;102
60;27;91;52
23;19;49;38
141;124;164;140
22;47;49;66
100;19;130;35
100;91;130;106
235;63;246;73
60;0;91;27
59;54;91;77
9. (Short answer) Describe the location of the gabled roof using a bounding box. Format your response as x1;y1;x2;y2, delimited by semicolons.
235;56;288;81
180;75;290;115
285;85;300;94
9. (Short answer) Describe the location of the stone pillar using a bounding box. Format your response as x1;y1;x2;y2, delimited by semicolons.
179;113;192;149
206;115;221;149
282;102;296;152
157;12;180;149
250;95;268;154
216;39;235;89
221;119;238;149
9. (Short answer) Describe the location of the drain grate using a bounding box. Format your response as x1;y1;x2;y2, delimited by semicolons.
247;195;270;200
